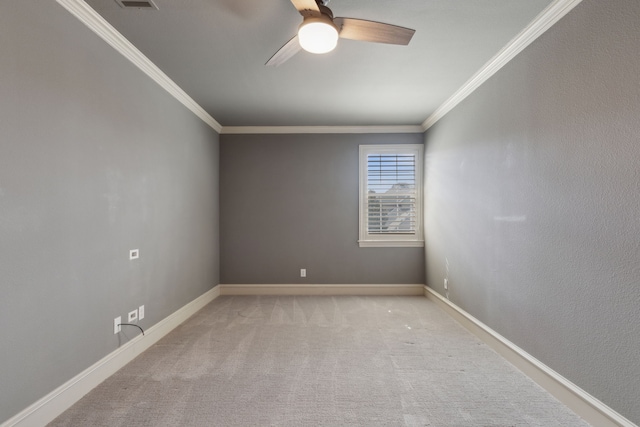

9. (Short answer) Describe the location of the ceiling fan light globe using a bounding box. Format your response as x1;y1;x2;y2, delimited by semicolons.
298;19;339;54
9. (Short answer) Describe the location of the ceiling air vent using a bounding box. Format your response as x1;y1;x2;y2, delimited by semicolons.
116;0;158;9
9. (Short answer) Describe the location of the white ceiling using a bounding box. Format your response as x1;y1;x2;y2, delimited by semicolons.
83;0;553;127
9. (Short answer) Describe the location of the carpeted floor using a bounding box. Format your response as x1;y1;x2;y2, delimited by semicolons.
49;296;590;426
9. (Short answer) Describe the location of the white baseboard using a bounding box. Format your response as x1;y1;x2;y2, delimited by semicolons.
220;284;425;296
2;286;221;427
9;285;630;427
424;286;637;427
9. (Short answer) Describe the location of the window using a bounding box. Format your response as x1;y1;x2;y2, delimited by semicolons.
359;144;424;247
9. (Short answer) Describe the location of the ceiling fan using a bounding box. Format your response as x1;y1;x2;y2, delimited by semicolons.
266;0;415;66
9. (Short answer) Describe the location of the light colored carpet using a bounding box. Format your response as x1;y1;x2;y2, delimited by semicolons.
49;296;590;426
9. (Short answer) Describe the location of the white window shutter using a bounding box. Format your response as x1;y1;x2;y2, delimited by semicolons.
359;144;424;247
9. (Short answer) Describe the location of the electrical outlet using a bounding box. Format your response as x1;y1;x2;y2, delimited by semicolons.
128;309;138;322
129;249;139;260
444;278;448;290
300;268;306;278
114;316;122;334
138;305;145;320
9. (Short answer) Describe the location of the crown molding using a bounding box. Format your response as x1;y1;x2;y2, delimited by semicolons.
421;0;583;131
57;0;582;136
56;0;223;134
221;125;424;135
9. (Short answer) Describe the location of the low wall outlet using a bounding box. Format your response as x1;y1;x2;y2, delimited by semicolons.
138;305;145;320
444;278;449;290
300;268;306;278
114;316;121;334
128;309;138;322
129;249;139;260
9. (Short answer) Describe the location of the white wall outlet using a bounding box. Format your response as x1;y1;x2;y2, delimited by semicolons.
114;316;122;334
128;309;138;322
444;278;449;290
300;268;306;278
129;249;139;260
138;305;145;320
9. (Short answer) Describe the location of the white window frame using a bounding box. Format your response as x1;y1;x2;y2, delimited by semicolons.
358;144;424;248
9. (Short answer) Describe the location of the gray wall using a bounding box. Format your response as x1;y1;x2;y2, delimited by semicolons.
220;133;425;284
424;0;640;423
0;1;219;423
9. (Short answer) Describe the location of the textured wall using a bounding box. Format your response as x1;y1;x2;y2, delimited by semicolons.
0;1;219;422
424;0;640;422
220;133;425;284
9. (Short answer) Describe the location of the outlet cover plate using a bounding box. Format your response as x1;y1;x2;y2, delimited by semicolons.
114;316;122;334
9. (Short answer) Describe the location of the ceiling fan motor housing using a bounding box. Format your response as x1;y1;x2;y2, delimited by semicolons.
299;2;338;34
317;3;334;20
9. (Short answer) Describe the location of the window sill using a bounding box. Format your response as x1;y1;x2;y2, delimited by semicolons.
358;240;425;248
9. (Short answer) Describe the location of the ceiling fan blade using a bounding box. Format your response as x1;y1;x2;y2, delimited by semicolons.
290;0;321;17
266;35;302;67
335;18;415;45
